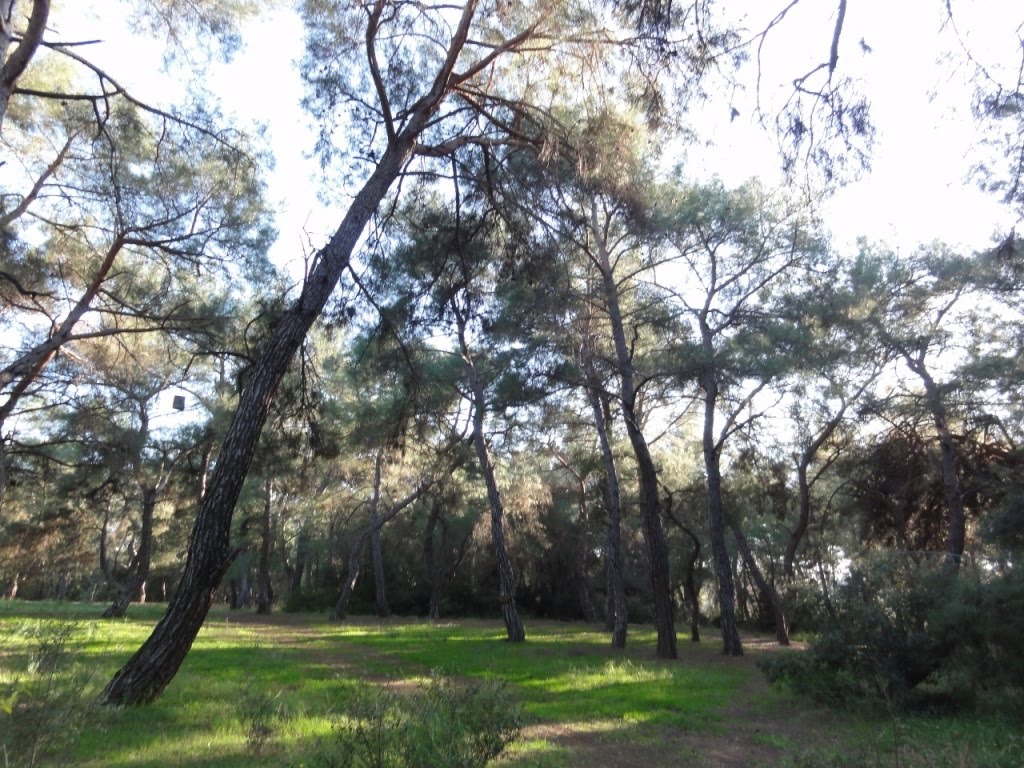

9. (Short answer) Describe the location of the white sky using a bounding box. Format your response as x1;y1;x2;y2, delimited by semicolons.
41;1;1024;274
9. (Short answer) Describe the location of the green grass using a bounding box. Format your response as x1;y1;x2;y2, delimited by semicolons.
1;600;1020;767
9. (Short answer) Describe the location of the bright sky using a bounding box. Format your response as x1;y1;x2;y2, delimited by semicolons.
43;1;1024;274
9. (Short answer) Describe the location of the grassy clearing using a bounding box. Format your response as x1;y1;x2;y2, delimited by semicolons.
1;601;1020;767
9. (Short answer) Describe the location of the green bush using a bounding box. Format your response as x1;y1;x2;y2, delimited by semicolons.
0;620;96;768
312;674;524;768
283;588;338;613
236;683;287;755
761;556;1024;712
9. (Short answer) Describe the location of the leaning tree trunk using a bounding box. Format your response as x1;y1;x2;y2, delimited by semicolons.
592;203;675;659
99;126;421;707
332;532;368;620
700;366;743;657
729;518;789;645
0;0;50;131
665;512;702;644
333;466;431;621
103;486;157;619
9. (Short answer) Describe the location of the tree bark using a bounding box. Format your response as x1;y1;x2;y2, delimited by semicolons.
591;201;675;658
333;471;431;620
465;357;525;642
910;360;967;570
368;453;390;618
100;118;422;706
103;485;156;619
664;502;702;643
681;531;701;643
729;518;789;645
423;495;471;620
583;350;627;648
424;499;445;620
700;366;743;656
332;532;367;620
0;0;50;131
255;478;274;614
454;297;525;642
291;526;309;594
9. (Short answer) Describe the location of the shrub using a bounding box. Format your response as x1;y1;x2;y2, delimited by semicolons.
760;555;1024;712
236;683;287;755
312;674;524;768
284;588;338;613
0;620;96;768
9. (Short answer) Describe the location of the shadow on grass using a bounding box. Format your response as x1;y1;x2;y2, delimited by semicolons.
2;605;757;766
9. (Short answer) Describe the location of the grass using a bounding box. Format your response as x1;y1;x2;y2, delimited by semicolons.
1;600;1020;767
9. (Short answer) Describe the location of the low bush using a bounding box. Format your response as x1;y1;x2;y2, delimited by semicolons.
312;673;524;768
283;588;338;613
236;683;288;756
761;555;1024;712
0;620;96;768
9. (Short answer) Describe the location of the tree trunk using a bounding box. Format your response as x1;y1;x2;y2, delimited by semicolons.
333;466;430;621
592;202;674;658
256;479;274;614
912;362;967;570
423;494;470;621
0;0;50;131
677;524;702;643
584;356;628;648
103;485;156;620
785;458;813;580
700;368;743;656
784;397;853;579
368;453;390;618
424;500;445;620
729;518;789;645
575;531;598;623
331;532;368;620
459;314;525;642
54;571;70;601
99;122;421;707
469;402;525;642
291;526;309;594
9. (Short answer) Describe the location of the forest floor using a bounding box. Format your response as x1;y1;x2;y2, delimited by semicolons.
221;611;915;768
2;602;1019;767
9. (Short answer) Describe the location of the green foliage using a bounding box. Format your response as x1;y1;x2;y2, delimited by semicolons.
761;557;1024;712
236;683;288;756
284;588;339;613
0;620;96;768
313;675;524;768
